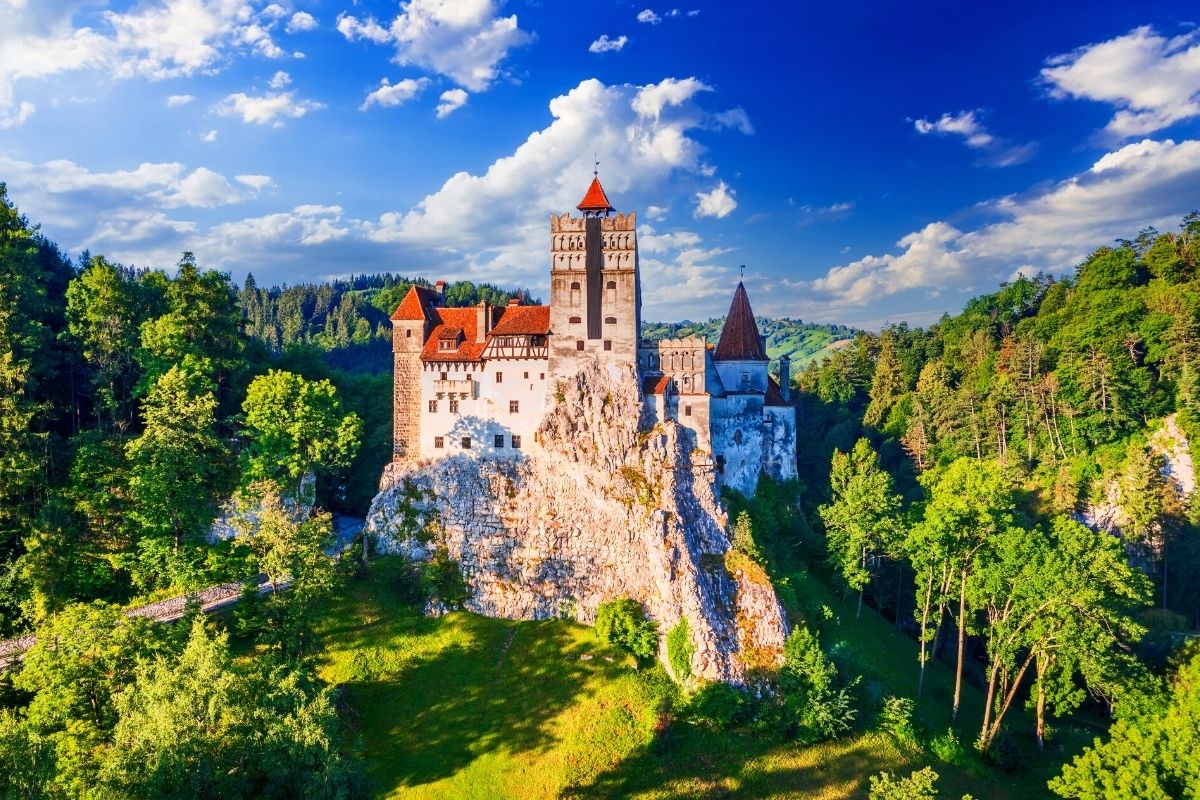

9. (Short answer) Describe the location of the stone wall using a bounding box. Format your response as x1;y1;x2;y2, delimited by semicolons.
367;359;789;683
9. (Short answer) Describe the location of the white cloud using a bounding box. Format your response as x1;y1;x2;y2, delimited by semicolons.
713;107;753;134
646;204;669;221
631;76;711;119
206;204;351;249
802;138;1200;309
1042;26;1200;140
694;181;736;218
201;129;218;142
336;0;532;92
0;100;35;128
436;88;469;118
360;77;431;110
235;174;273;191
589;34;628;54
913;110;1036;166
637;9;662;24
215;90;324;125
166;93;195;107
0;0;295;116
165;167;239;208
268;70;291;89
285;11;317;34
687;9;700;16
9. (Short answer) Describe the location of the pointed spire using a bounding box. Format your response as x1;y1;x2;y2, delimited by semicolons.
577;175;615;215
714;281;768;361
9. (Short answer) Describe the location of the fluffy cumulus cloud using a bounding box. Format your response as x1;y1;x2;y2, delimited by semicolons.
268;69;291;89
0;0;297;120
1042;26;1200;140
166;93;195;106
285;11;317;34
589;34;628;54
360;77;430;110
637;9;661;24
215;90;324;125
798;138;1200;317
436;88;469;118
336;0;532;92
694;181;736;219
913;110;1036;166
0;100;35;129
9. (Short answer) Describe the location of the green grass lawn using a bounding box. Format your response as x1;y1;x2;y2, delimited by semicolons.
315;559;1081;799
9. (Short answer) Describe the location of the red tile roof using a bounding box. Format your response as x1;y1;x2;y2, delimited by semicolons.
714;281;767;362
391;285;439;321
642;375;673;396
577;177;615;213
489;305;550;336
421;308;486;362
765;375;792;407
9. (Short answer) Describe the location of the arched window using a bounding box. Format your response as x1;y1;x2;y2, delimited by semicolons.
605;316;617;325
569;316;581;324
570;281;581;289
606;280;616;289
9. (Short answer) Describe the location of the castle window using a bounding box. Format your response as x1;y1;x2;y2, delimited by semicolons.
434;437;444;449
683;375;691;386
428;400;437;413
603;340;612;351
440;372;448;381
685;404;692;417
571;281;581;289
715;455;725;474
569;316;581;324
509;400;519;414
741;371;750;386
494;435;505;448
496;372;503;383
449;399;459;413
539;373;544;380
461;436;471;449
524;371;529;379
576;340;584;351
606;280;616;289
406;329;411;338
733;429;743;445
439;339;455;351
605;316;616;325
512;435;522;449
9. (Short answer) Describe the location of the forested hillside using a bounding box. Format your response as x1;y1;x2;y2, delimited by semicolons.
643;316;856;368
792;213;1200;794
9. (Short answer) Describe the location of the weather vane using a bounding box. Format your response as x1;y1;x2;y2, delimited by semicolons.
739;264;745;278
593;153;599;177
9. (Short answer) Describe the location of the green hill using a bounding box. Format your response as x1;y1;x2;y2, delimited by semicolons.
642;317;857;369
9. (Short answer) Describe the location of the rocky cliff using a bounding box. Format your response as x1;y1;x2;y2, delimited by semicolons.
366;360;789;683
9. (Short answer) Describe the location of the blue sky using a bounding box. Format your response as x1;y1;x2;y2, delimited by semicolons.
2;0;1199;327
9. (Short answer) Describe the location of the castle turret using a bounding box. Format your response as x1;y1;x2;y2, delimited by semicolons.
548;173;641;379
390;284;440;460
713;281;769;394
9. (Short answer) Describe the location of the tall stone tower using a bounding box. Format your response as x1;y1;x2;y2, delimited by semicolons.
548;174;641;379
390;285;440;460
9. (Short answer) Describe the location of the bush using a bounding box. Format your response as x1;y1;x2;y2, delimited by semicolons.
595;598;658;662
419;547;467;607
978;727;1021;772
666;619;693;682
685;682;749;729
779;625;858;743
877;695;917;742
929;727;967;765
868;767;940;800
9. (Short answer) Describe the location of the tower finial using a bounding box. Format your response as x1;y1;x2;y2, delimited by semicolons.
593;152;599;177
739;264;745;279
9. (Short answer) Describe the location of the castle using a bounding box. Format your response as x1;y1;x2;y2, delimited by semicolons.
389;176;797;496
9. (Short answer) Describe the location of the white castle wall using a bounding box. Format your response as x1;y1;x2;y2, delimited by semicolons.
419;358;548;457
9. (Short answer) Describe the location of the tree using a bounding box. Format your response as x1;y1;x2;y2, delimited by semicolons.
864;330;906;428
125;366;233;591
909;458;1015;720
1050;645;1200;799
595;598;658;662
819;438;903;617
779;625;857;743
240;369;362;501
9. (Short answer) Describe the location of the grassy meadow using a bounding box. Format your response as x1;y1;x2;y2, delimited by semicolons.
313;559;1087;799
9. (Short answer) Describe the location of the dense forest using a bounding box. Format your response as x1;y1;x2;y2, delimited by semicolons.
3;170;1200;797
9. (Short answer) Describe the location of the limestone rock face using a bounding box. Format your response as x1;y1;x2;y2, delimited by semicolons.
367;360;789;683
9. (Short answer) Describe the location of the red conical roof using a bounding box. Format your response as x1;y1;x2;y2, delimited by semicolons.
714;281;768;361
577;176;615;214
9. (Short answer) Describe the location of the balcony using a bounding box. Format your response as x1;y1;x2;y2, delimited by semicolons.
433;378;477;398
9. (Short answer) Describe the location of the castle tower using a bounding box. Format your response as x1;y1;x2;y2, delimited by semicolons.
390;284;441;460
713;281;769;394
548;174;641;379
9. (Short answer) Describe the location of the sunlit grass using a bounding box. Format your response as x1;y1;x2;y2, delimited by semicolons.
313;558;1078;799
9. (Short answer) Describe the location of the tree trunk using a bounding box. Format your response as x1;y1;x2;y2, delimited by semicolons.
1035;663;1047;751
917;567;934;698
952;568;967;721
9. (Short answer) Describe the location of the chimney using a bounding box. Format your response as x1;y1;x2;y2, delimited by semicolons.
778;354;791;401
476;301;492;343
760;334;768;355
434;279;446;296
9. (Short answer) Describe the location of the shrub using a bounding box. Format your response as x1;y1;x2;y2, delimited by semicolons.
868;767;940;800
666;619;693;682
595;598;658;662
685;682;748;729
779;625;857;743
877;695;917;742
419;546;467;607
929;727;966;765
978;727;1021;772
731;511;765;564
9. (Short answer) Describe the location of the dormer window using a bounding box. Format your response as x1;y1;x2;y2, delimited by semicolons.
439;339;455;351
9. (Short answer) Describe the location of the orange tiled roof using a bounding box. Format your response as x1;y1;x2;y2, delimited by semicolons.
489;305;550;336
421;308;486;362
765;375;792;407
391;285;439;321
577;177;615;213
714;281;767;362
642;374;672;396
